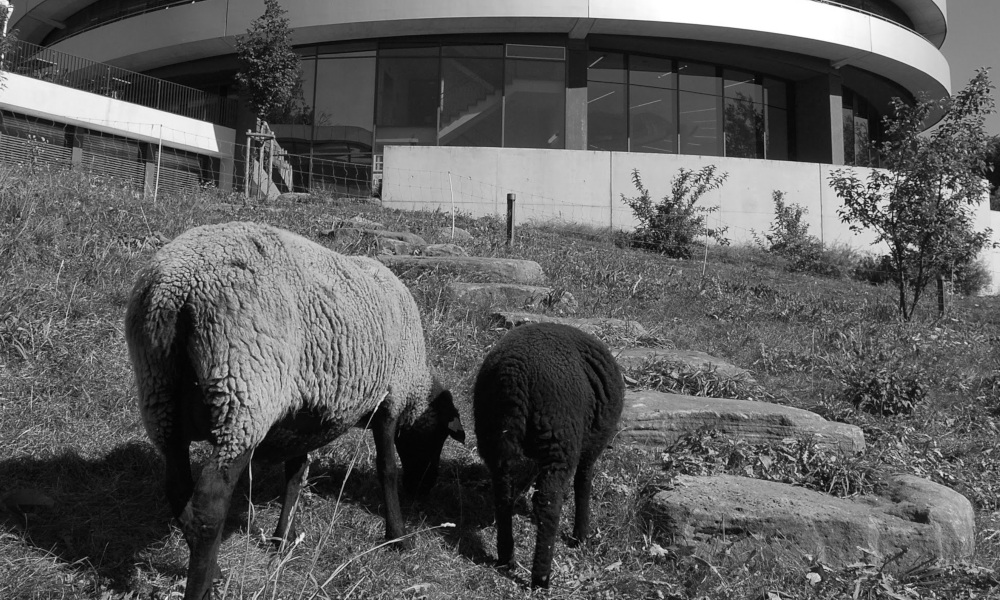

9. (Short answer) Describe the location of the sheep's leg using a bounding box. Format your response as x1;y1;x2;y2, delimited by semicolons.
530;467;571;589
491;466;516;570
569;452;599;546
372;411;411;549
272;454;309;550
180;449;253;600
163;437;194;521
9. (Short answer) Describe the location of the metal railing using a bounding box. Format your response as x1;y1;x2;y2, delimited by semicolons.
2;39;237;127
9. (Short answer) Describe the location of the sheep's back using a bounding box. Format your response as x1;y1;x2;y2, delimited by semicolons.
473;323;624;470
127;222;430;460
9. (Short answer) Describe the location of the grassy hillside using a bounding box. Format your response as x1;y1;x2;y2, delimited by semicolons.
2;167;1000;599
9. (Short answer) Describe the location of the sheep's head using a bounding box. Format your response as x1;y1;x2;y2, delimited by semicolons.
395;381;464;497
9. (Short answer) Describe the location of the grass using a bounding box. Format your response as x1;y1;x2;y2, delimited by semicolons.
2;165;1000;598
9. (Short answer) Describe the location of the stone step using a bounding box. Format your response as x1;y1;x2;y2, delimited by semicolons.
619;389;865;454
379;256;546;285
644;474;974;570
614;347;753;382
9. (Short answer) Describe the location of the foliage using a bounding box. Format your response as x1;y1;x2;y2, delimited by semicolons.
839;360;928;417
661;429;879;498
625;359;769;401
234;0;302;122
0;23;17;91
953;258;992;296
752;190;836;276
829;69;997;321
620;166;730;258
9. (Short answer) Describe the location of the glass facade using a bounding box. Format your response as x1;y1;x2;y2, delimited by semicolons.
843;87;880;167
587;51;791;160
262;41;806;192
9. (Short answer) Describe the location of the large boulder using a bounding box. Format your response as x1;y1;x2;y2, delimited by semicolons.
448;283;577;312
379;256;546;284
492;312;648;340
615;347;754;382
644;474;975;570
620;390;865;454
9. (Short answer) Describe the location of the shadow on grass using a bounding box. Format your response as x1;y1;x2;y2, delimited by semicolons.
0;440;170;590
305;453;506;566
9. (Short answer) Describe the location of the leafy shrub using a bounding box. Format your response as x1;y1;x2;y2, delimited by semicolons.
626;359;768;401
662;429;878;498
840;364;928;417
953;258;992;296
620;166;729;258
853;254;895;286
853;253;992;296
755;191;854;277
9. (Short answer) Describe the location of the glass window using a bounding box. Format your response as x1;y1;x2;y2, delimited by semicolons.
724;70;763;158
678;63;721;156
763;78;787;110
587;52;627;152
628;56;677;154
440;48;503;147
375;50;441;152
503;58;566;149
765;106;789;160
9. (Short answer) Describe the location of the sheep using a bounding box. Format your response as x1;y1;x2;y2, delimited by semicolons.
473;322;625;589
124;221;464;600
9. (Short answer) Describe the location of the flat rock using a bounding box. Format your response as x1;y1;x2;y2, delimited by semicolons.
619;390;865;454
434;226;473;241
493;312;648;339
379;256;546;284
448;283;576;313
644;473;975;570
422;243;468;257
377;238;418;255
615;347;753;382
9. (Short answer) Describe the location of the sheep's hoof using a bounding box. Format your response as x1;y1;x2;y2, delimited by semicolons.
387;535;414;551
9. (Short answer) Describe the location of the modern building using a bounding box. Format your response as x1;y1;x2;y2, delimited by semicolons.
9;0;950;179
11;0;997;292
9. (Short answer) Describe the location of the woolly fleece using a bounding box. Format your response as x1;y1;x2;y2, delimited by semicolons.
125;221;437;467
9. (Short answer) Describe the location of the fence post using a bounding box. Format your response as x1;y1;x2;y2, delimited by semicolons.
506;193;516;247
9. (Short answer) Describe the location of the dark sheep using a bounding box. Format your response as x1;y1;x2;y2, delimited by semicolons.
473;322;625;588
124;222;465;600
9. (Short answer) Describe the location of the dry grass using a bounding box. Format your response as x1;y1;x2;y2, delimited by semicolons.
2;166;1000;598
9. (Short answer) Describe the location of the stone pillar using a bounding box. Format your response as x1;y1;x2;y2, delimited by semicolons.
794;72;845;165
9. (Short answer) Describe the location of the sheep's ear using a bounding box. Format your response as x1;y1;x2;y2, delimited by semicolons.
447;416;466;444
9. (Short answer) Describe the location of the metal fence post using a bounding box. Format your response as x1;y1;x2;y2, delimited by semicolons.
506;193;516;247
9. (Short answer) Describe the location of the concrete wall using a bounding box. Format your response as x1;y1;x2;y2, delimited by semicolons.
382;145;999;292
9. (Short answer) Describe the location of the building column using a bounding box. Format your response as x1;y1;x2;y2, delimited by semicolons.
564;39;589;151
794;72;845;165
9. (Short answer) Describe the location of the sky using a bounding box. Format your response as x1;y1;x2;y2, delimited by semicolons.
940;0;1000;135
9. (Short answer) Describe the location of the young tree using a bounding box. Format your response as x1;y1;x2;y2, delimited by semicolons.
829;69;996;321
234;0;301;122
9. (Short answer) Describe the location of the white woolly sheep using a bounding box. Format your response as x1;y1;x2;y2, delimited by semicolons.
473;322;624;589
124;221;464;600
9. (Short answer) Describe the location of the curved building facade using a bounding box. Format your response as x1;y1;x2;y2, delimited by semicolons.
10;0;950;188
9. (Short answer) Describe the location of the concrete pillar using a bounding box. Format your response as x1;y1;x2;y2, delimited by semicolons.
564;39;589;151
794;72;844;165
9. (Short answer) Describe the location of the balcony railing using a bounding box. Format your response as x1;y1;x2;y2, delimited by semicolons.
1;38;237;128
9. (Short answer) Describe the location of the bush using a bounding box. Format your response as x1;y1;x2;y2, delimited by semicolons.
840;364;928;417
755;191;853;277
853;253;992;296
621;166;729;258
853;254;895;286
953;258;992;296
